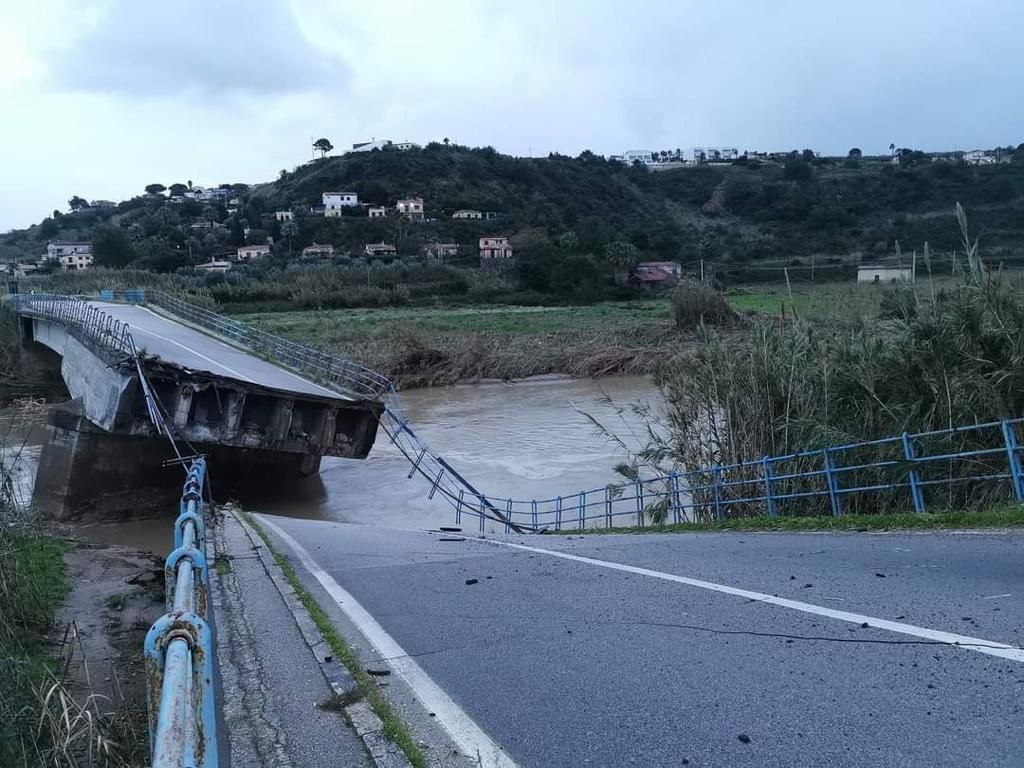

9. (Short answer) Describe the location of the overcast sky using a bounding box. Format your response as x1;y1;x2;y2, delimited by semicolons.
2;0;1022;232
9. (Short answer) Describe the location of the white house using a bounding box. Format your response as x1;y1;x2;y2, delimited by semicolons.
323;191;359;216
396;197;424;219
479;236;513;260
45;241;91;263
857;265;913;284
964;150;996;166
59;251;93;271
452;209;483;220
621;150;654;166
275;210;294;222
195;259;232;274
301;243;335;258
368;206;387;218
364;242;397;257
236;244;272;261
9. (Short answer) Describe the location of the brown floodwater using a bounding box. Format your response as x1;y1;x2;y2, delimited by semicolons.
8;376;662;537
232;375;661;531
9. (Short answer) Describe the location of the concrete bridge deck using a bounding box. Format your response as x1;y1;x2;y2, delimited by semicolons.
92;301;351;402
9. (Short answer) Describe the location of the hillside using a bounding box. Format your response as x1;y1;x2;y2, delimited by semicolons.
4;143;1024;289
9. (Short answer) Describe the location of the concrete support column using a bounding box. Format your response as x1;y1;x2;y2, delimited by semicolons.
173;385;195;429
270;399;294;442
223;391;246;435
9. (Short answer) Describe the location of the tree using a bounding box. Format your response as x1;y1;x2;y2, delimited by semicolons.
801;149;815;163
783;158;813;182
38;217;59;238
68;195;89;211
889;142;896;156
847;148;862;159
169;183;188;196
443;137;450;145
313;138;334;158
1012;143;1024;165
91;223;136;267
280;220;299;256
145;183;167;195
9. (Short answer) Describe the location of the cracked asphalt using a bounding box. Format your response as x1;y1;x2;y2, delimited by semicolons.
259;518;1024;767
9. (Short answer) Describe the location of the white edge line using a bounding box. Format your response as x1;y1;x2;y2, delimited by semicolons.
136;305;350;400
256;515;519;768
482;538;1024;664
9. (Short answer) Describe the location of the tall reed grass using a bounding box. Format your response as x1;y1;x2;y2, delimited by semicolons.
629;206;1024;518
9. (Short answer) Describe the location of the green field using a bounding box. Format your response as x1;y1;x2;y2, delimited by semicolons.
236;299;674;339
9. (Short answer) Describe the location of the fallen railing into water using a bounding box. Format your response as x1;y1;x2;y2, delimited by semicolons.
144;458;217;768
95;290;1024;532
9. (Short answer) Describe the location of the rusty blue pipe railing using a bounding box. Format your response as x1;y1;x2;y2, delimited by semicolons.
144;458;217;768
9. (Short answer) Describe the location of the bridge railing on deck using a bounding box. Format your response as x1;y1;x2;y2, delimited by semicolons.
95;290;1024;532
144;458;217;768
12;293;134;365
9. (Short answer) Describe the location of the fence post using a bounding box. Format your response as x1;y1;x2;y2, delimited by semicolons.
605;486;612;528
456;489;464;525
670;471;682;524
505;499;513;534
555;496;563;531
902;431;926;513
579;491;586;529
478;494;486;533
635;480;644;526
762;456;777;518
712;467;723;521
823;448;842;517
1002;420;1024;502
531;500;538;531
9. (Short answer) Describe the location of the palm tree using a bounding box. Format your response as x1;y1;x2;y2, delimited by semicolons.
889;143;896;157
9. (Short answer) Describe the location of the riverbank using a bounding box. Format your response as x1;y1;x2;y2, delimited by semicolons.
235;299;689;388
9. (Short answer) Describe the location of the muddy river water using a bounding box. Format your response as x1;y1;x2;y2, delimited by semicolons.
6;375;661;540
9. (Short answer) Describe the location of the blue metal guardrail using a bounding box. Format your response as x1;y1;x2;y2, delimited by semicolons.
11;294;217;766
17;291;1024;533
94;289;1024;533
144;458;217;768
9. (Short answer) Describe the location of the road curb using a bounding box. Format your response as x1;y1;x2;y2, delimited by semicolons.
228;508;414;768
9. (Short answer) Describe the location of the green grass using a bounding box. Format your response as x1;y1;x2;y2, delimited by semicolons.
235;299;672;339
214;555;232;576
725;282;887;320
552;503;1024;535
241;513;427;768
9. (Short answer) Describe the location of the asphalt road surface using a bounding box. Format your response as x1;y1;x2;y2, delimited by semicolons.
257;517;1024;768
93;301;349;400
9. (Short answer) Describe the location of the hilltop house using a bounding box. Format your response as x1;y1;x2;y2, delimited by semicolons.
236;244;271;261
275;210;294;222
59;251;93;271
479;236;513;261
368;206;387;218
89;200;117;208
396;197;424;220
323;191;359;216
452;209;483;220
364;242;397;257
423;242;459;260
194;259;232;274
45;241;91;263
631;261;682;286
857;265;913;284
302;243;335;258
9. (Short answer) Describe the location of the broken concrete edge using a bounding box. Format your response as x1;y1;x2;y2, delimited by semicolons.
225;507;416;768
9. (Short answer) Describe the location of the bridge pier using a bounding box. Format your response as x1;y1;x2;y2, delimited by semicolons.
35;404;327;520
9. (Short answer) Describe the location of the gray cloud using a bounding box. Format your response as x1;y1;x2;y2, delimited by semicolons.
51;0;349;96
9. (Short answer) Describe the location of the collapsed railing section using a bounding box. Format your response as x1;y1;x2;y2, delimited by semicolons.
98;290;1024;532
144;459;217;768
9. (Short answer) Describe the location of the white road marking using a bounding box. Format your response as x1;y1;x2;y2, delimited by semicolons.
134;305;348;399
482;538;1024;664
128;323;256;383
983;593;1013;600
257;516;519;768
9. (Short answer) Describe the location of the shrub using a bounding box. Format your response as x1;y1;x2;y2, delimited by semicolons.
671;279;737;329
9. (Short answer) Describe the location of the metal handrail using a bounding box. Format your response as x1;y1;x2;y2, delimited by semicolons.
144;459;217;768
96;289;1024;532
